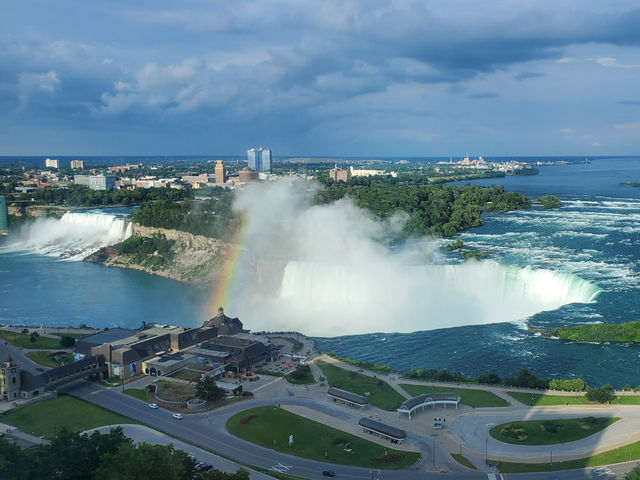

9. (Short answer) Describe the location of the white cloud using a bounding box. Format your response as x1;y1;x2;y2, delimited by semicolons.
614;122;640;130
596;57;640;68
591;142;603;147
559;128;572;134
17;70;60;108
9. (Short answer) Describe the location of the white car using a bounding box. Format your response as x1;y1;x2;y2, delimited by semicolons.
173;413;184;419
148;403;159;409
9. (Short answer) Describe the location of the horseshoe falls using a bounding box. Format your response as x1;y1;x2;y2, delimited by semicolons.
276;260;599;336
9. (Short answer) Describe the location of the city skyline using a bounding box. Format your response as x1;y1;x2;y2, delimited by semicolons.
2;1;640;156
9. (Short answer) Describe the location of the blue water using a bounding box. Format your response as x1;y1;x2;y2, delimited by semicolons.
3;157;640;386
317;158;640;387
0;253;208;329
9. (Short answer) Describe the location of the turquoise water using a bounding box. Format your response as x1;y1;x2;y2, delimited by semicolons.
3;157;640;386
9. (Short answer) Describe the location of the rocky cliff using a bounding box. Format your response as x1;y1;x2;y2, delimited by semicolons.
87;223;230;286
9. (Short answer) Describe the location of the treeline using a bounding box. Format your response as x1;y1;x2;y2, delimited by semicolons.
315;177;530;237
10;184;191;207
115;234;176;269
132;188;239;240
405;368;549;389
0;426;248;480
553;320;640;343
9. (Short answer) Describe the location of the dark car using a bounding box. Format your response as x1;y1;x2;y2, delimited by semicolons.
195;462;213;472
322;470;336;477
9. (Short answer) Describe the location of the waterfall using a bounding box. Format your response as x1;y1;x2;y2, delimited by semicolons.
3;210;132;261
258;260;602;336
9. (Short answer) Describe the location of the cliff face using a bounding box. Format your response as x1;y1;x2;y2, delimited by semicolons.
89;223;230;286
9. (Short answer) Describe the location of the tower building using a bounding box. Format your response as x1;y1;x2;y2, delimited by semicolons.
247;147;272;174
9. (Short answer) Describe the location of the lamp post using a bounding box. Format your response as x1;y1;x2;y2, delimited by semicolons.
485;438;488;463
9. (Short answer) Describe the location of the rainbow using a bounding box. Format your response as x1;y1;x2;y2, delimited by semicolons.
208;224;247;317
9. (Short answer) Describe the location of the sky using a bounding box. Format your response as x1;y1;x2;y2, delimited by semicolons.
1;0;640;157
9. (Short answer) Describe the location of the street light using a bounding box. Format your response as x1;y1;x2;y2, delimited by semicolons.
485;438;488;463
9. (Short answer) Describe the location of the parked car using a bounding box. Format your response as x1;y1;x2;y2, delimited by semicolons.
148;403;159;409
173;413;183;419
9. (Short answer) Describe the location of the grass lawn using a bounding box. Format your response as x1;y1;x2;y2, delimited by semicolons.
285;371;315;385
26;351;74;368
613;395;640;404
317;361;405;411
0;330;64;349
155;379;195;402
400;384;508;408
451;453;477;470
171;369;202;382
490;417;619;446
495;438;640;473
227;406;420;469
0;395;136;440
124;388;150;402
507;392;591;406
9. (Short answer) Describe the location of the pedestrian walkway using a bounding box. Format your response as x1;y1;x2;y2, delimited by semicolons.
0;423;50;447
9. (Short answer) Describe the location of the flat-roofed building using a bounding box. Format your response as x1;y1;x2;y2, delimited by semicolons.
74;174;116;190
45;158;59;168
70;160;84;169
327;387;369;409
358;417;406;444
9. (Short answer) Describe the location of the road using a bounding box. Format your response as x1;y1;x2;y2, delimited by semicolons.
66;379;485;480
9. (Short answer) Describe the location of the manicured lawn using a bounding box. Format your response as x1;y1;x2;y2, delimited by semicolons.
317;361;405;411
495;438;640;473
613;395;640;404
507;392;591;406
490;417;619;445
26;351;74;368
451;453;477;470
0;395;136;440
227;406;420;469
400;384;508;408
124;388;150;402
171;369;202;382
0;330;64;349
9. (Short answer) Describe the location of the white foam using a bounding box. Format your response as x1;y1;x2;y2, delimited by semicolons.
4;211;132;261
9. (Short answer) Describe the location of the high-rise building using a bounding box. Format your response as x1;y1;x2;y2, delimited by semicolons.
70;160;84;169
214;160;227;184
247;147;272;174
45;158;59;168
0;196;7;235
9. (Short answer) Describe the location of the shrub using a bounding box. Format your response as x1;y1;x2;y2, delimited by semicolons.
586;385;615;404
60;336;76;347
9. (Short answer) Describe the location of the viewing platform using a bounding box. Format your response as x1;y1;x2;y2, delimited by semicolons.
397;392;460;419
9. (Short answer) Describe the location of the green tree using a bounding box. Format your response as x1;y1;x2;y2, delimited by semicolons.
60;336;76;347
95;443;195;480
196;377;225;402
586;384;615;404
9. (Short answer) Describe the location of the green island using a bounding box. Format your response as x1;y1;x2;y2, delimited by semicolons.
451;453;477;470
226;406;420;469
285;364;315;385
26;351;74;368
536;194;562;209
489;417;619;446
316;361;405;411
553;319;640;343
400;384;508;408
621;182;640;187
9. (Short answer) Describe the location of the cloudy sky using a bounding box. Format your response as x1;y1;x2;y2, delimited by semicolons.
2;1;640;156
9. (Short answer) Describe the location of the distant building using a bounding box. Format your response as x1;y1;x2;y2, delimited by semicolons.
44;158;59;169
74;174;117;190
329;164;351;182
349;166;396;178
238;167;259;183
0;196;7;235
181;173;213;185
214;160;227;184
70;160;84;169
247;147;272;174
